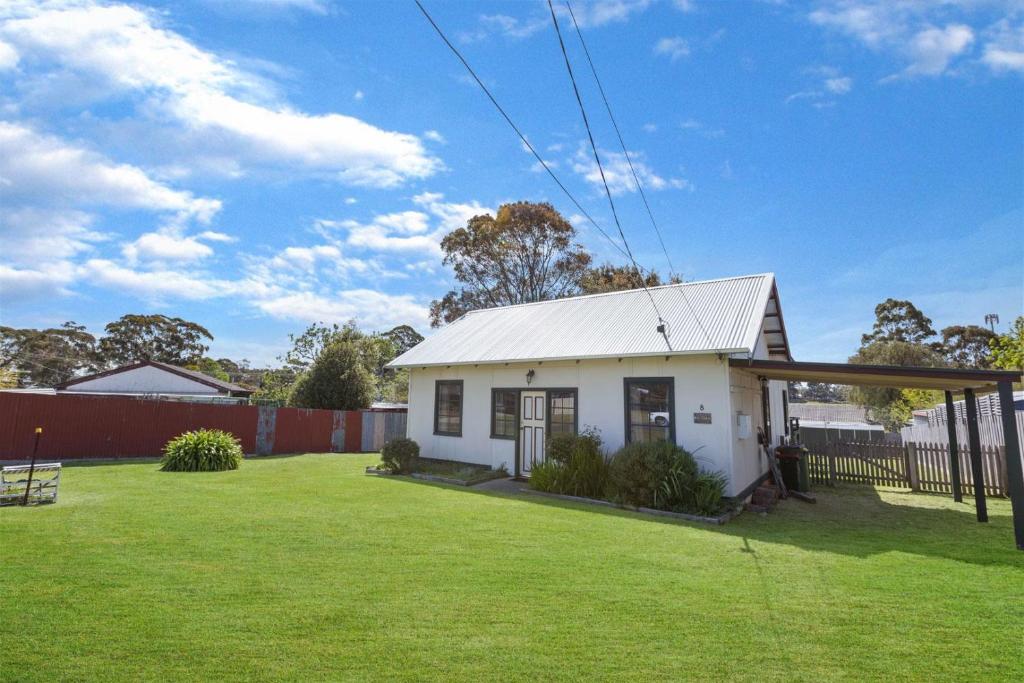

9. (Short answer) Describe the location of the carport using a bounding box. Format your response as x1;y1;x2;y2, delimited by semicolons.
730;358;1024;550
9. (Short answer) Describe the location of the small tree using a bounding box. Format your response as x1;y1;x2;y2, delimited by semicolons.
990;316;1024;373
289;340;373;410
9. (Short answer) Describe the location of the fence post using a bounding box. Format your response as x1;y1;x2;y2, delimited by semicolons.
905;443;920;491
944;391;963;502
827;442;838;487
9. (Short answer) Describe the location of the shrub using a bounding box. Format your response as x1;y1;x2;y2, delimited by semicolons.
160;429;243;472
380;438;420;474
609;441;696;509
688;470;728;517
529;428;609;499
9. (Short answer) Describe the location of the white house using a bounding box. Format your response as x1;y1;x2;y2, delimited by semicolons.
54;360;252;400
388;273;793;499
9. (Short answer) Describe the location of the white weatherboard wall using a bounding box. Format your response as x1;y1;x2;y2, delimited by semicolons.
407;354;770;496
63;365;220;395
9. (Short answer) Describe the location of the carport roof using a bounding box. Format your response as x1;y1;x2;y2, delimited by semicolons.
729;358;1021;391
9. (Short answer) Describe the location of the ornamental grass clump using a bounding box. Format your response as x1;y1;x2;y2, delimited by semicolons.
160;429;243;472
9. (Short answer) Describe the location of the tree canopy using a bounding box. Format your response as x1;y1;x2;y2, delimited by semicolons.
430;201;592;326
99;314;213;366
860;299;936;346
289;340;373;410
579;263;674;294
0;322;96;387
939;325;997;369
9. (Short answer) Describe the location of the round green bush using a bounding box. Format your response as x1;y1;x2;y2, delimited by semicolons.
160;429;243;472
380;437;420;474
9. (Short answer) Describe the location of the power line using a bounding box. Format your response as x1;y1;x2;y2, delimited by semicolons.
545;0;670;340
563;1;676;279
561;0;716;351
413;0;633;264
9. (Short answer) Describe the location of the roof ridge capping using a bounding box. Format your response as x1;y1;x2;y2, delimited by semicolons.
461;272;776;316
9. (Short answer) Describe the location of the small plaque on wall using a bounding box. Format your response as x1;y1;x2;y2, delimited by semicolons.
693;412;712;424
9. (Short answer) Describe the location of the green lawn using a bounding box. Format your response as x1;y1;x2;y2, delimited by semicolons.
1;454;1022;682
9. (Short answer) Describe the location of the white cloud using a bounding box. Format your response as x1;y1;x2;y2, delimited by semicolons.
205;0;330;13
680;118;725;138
253;289;430;330
642;123;657;133
423;130;446;144
673;0;696;13
77;258;240;300
0;2;440;187
787;66;853;106
0;39;17;69
903;24;974;76
412;192;490;231
353;89;364;100
825;76;853;93
0;121;220;220
571;146;687;195
198;230;236;243
463;1;652;42
0;208;106;265
654;36;690;61
981;19;1024;72
122;228;214;265
808;2;1013;78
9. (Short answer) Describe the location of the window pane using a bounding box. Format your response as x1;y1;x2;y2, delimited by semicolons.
492;390;517;438
436;382;462;434
549;390;576;435
626;380;672;443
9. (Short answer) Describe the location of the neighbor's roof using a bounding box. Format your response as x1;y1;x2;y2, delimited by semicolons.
56;360;253;396
389;273;789;368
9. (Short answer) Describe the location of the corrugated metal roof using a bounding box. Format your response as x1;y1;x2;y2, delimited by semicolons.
389;273;778;368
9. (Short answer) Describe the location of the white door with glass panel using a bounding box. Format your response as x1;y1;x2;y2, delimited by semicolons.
519;390;546;476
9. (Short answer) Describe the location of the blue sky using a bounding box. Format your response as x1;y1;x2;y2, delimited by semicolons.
0;0;1021;366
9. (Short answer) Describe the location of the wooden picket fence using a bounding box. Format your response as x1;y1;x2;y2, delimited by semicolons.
806;440;1009;497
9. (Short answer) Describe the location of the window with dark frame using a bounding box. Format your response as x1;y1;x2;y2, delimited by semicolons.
491;389;518;439
434;380;463;436
624;378;674;443
548;390;577;435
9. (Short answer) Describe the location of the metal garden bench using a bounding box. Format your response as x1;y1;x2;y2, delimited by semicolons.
0;463;62;506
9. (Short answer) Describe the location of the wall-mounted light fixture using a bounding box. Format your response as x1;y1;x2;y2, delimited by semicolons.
526;369;535;385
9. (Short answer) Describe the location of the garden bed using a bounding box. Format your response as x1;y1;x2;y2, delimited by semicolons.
366;458;507;486
522;488;742;525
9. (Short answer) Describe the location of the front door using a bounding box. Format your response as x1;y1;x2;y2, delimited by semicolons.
519;390;546;476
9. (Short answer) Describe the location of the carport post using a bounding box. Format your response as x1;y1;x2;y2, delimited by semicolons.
997;380;1024;550
964;388;987;523
944;391;963;503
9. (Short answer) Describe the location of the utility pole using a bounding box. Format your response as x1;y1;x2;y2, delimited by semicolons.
984;313;999;333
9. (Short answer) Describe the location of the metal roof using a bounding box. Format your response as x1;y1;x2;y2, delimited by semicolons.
389;273;782;368
729;358;1021;391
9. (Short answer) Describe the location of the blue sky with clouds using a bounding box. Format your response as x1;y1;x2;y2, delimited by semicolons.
1;0;1021;366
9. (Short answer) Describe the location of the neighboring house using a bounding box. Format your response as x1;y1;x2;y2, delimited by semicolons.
387;273;792;498
788;402;882;431
54;360;253;400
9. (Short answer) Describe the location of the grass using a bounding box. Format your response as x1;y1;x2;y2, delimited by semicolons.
1;453;1022;682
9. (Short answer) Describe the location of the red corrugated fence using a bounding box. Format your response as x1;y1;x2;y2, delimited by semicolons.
0;393;405;461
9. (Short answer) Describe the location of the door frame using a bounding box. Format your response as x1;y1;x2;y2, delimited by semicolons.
508;387;579;479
